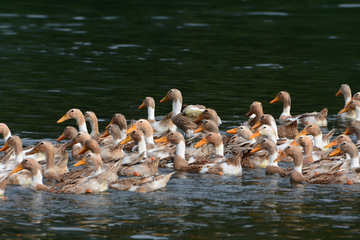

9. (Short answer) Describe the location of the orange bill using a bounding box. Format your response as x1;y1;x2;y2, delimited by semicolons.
160;94;169;103
194;125;204;134
57;114;70;123
244;111;253;117
138;102;146;109
154;136;168;143
339;105;350;114
125;124;137;134
270;96;279;104
324;139;338;148
78;146;88;155
67;139;78;147
290;140;298;146
344;128;350;135
106;119;113;129
250;144;262;154
274;150;286;162
226;127;238;134
120;135;132;145
194;137;208;148
295;129;307;139
0;142;10;152
329;146;341;157
73;157;86;167
335;89;342;97
251;120;261;130
57;133;66;141
249;130;261;139
25;147;39;156
193;115;204;123
11;164;24;174
101;129;110;138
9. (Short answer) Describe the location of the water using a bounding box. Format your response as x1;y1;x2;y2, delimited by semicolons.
1;0;360;238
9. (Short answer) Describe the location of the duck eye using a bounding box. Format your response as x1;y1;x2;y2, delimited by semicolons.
71;110;74;112
40;142;43;145
279;92;282;95
309;125;312;127
240;127;243;129
140;121;142;123
209;134;212;136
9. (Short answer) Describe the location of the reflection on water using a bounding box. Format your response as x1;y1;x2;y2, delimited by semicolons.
1;0;360;238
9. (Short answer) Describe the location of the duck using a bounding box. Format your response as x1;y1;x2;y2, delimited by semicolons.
84;111;100;138
126;119;155;149
194;120;219;134
57;108;88;133
194;132;242;175
344;121;360;144
244;101;264;128
251;114;299;139
110;171;175;193
336;84;356;119
329;141;360;173
98;124;126;161
193;108;222;126
291;135;330;164
0;123;11;142
339;100;360;122
26;141;69;181
160;89;204;137
249;125;292;151
296;124;334;150
139;96;176;133
270;91;328;126
56;126;83;160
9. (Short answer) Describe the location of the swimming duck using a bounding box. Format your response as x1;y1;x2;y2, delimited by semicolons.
0;123;11;142
84;111;100;138
57;126;83;160
110;171;175;193
249;125;292;151
291;135;331;164
344;121;360;144
296;124;334;150
251;114;299;139
329;141;360;173
194;120;219;134
336;84;356;119
193;109;222;126
99;124;126;161
160;89;204;137
126;119;155;149
194;132;242;175
244;101;264;127
139;96;176;133
270;91;328;126
57;108;88;133
339;100;360;122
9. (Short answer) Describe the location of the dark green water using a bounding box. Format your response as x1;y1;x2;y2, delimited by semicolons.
1;0;360;238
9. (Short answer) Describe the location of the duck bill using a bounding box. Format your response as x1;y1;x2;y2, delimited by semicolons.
11;164;24;174
194;125;204;133
73;157;86;167
329;146;341;157
295;129;307;139
57;114;70;123
226;127;238;134
25;147;39;155
249;131;261;139
138;102;146;109
339;105;350;114
344;128;351;135
251;120;261;130
0;142;10;152
193;115;204;123
154;136;168;143
120;135;132;145
194;137;208;148
125;124;137;134
244;111;253;117
324;140;338;148
160;94;169;103
101;129;110;138
56;133;66;141
106;119;113;129
346;96;354;105
250;144;262;154
290;140;298;146
274;151;286;162
78;146;88;155
270;96;279;104
335;89;342;97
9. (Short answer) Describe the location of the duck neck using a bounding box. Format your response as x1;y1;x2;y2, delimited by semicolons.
355;107;360;121
269;121;279;140
350;157;360;170
313;134;323;149
215;144;224;157
14;141;23;164
77;115;88;133
176;140;186;159
88;118;99;137
293;153;303;174
44;146;55;171
269;153;279;167
3;132;11;142
120;129;127;141
147;107;155;121
138;137;147;158
172;99;182;115
91;161;103;176
32;169;43;185
302;142;313;157
281;105;291;117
